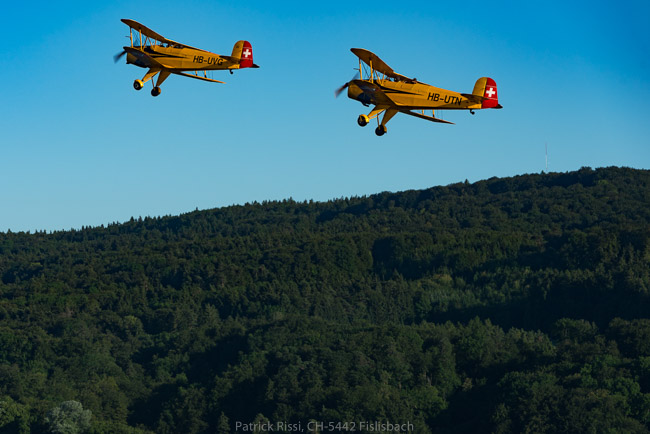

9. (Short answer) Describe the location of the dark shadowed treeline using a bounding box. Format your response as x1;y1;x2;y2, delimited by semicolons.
1;166;649;432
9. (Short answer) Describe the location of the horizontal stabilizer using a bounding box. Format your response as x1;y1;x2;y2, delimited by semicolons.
460;93;484;103
402;110;454;125
220;55;260;69
460;93;503;109
220;55;238;63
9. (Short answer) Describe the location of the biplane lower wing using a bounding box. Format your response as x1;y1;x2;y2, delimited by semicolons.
401;110;455;125
172;71;225;84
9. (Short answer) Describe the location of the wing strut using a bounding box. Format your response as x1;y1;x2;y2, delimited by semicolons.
156;70;171;87
367;106;388;121
141;68;160;84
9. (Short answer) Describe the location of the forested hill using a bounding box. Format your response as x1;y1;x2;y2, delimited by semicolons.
1;166;650;433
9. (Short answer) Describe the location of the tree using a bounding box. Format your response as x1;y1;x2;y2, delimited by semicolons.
45;401;91;434
0;397;29;434
217;412;230;434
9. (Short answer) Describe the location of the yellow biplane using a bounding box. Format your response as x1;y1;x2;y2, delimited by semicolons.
115;19;259;96
336;48;502;136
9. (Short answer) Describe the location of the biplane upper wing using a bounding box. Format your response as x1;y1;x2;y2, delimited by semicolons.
121;19;206;51
122;19;167;43
350;48;414;82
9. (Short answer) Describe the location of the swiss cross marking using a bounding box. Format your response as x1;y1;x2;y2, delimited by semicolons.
485;87;496;98
243;48;251;58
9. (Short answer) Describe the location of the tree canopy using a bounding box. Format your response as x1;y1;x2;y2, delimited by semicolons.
0;166;649;432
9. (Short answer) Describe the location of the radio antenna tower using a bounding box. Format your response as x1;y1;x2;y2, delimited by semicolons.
545;142;548;172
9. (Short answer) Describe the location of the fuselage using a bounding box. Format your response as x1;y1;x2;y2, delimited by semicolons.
125;45;240;72
348;79;482;111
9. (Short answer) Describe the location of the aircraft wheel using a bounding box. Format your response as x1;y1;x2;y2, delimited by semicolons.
151;87;161;97
375;125;387;136
357;114;369;127
133;79;144;91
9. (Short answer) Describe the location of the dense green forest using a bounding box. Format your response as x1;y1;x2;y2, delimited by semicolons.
1;166;649;433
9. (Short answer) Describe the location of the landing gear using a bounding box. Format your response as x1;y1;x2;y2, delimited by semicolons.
133;69;168;96
360;108;393;136
357;114;369;127
470;109;475;115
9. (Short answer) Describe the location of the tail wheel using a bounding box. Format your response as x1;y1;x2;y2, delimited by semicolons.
375;125;387;136
151;87;161;97
357;114;369;127
133;79;144;90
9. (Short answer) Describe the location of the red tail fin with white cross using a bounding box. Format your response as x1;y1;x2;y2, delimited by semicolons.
231;40;259;68
472;77;501;108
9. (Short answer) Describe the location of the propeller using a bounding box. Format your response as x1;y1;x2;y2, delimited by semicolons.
114;50;127;63
334;72;359;98
334;82;349;98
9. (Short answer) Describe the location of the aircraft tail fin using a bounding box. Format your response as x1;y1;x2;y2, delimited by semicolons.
231;40;259;68
472;77;501;109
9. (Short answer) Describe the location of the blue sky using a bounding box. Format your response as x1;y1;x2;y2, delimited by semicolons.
1;1;649;232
